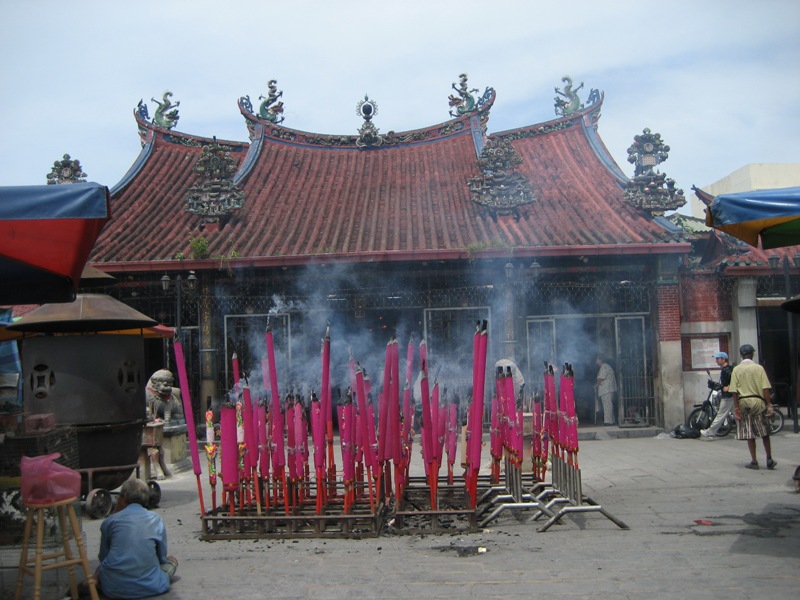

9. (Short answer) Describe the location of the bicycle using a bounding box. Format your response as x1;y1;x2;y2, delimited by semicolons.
712;403;785;437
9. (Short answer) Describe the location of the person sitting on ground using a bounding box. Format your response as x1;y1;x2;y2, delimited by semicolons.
728;344;776;470
84;479;178;599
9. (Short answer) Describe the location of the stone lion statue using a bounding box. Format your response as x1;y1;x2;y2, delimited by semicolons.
145;369;184;422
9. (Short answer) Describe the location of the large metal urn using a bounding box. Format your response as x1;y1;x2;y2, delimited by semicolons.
12;294;156;494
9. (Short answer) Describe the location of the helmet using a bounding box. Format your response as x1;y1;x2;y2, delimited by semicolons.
739;344;756;357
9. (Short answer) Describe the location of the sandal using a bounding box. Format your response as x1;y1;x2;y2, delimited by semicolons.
746;462;759;470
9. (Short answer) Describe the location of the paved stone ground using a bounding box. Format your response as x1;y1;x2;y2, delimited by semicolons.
4;427;800;599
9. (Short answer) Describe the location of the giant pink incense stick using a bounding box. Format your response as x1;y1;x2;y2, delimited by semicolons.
398;380;412;493
505;367;520;467
239;378;257;474
387;339;401;495
542;363;556;480
310;392;325;512
378;344;391;464
256;401;270;509
320;324;336;498
430;378;443;503
265;325;288;514
173;338;205;515
467;321;488;505
220;402;238;515
532;400;544;481
242;384;262;513
490;375;502;483
293;399;307;503
466;322;481;479
446;394;458;485
356;365;375;511
310;391;325;471
399;337;415;493
232;351;259;511
418;343;436;507
561;363;579;466
340;390;355;512
286;394;297;498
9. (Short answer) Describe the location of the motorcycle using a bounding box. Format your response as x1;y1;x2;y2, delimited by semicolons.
687;370;785;436
687;371;727;434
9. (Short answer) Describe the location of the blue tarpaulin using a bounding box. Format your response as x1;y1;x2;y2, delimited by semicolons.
0;182;110;304
706;186;800;249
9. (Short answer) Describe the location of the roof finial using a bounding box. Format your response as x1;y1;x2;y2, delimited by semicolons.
151;90;180;129
258;80;285;123
356;95;383;148
554;76;584;117
46;154;87;185
623;128;686;215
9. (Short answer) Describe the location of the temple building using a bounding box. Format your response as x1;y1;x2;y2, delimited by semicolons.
85;76;715;428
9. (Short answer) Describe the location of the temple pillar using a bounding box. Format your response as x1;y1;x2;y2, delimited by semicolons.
655;256;684;428
198;282;217;412
733;277;758;353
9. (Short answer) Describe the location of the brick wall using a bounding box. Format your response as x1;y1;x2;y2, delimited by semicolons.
680;274;733;323
656;283;681;341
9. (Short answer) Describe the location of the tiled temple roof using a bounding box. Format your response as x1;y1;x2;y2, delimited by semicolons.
90;91;689;271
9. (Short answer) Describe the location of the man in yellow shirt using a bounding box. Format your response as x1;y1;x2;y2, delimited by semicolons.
728;344;776;470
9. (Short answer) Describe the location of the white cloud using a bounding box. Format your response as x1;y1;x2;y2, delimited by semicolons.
1;0;798;198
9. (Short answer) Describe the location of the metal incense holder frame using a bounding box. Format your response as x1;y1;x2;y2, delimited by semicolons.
200;478;385;540
478;453;628;531
530;452;629;532
477;456;554;527
392;475;482;533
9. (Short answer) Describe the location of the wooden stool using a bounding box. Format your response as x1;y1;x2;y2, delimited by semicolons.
14;496;99;600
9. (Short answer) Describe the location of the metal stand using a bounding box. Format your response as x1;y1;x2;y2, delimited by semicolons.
393;476;479;533
533;453;628;532
478;456;554;527
200;478;384;539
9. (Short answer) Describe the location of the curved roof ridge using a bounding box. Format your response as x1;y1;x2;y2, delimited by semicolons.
491;93;603;140
110;122;155;195
579;97;629;185
134;111;248;151
238;89;496;150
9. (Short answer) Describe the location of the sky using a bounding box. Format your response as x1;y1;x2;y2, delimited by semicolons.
2;0;799;215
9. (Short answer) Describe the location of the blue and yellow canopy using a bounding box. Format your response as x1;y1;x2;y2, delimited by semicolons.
706;186;800;249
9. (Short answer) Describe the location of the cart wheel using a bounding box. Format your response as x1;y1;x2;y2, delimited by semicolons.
147;480;162;508
86;488;113;519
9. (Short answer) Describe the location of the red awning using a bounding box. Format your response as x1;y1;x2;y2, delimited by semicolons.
0;182;110;304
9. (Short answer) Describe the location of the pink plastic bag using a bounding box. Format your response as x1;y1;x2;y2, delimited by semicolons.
20;453;81;505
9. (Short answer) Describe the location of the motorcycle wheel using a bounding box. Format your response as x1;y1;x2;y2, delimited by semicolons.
716;416;733;437
687;407;710;431
769;408;784;434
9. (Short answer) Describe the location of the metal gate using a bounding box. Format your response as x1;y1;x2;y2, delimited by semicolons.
614;316;654;426
423;306;491;372
526;319;556;381
223;312;291;392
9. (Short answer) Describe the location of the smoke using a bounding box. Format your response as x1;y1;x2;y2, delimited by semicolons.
213;261;499;424
215;257;626;425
